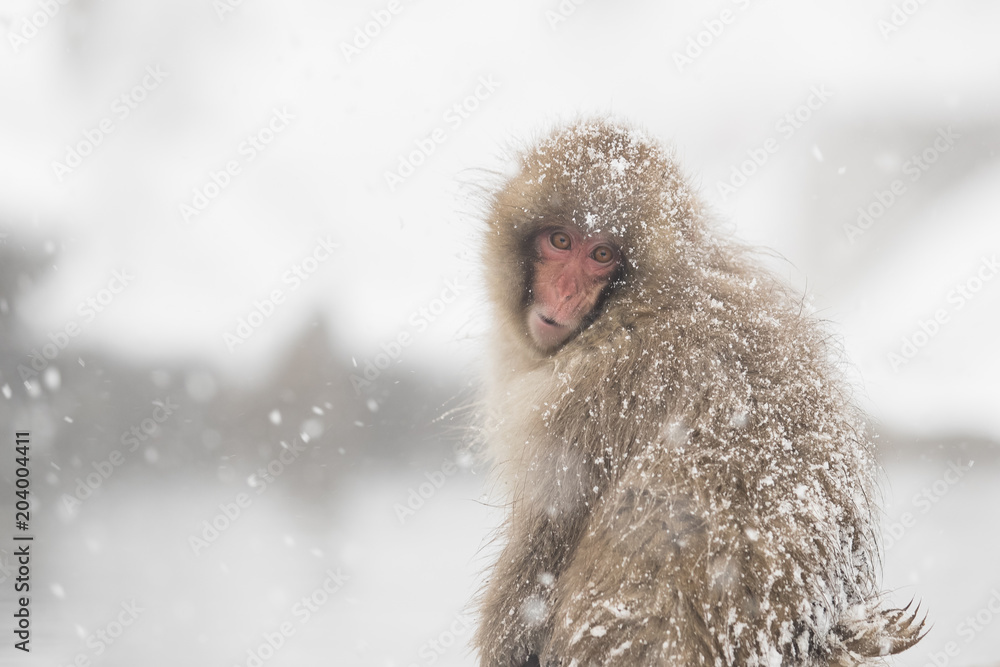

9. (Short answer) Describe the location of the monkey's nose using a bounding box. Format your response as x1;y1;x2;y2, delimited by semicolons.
554;275;582;301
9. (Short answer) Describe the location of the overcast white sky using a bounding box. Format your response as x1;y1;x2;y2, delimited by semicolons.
2;0;999;437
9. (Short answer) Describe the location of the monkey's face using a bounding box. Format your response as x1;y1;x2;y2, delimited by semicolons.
527;225;620;353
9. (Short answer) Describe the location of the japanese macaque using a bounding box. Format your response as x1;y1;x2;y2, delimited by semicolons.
473;120;924;666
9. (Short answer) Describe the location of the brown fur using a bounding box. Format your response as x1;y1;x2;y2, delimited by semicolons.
473;119;924;666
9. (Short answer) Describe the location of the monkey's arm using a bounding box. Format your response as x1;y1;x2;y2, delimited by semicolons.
476;507;585;667
541;467;722;666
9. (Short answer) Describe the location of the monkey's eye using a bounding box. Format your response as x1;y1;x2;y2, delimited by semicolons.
591;245;615;264
549;231;571;250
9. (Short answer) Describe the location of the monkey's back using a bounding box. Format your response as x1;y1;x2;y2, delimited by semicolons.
535;263;892;664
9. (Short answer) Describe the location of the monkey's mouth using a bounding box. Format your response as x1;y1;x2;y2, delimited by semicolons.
528;307;578;352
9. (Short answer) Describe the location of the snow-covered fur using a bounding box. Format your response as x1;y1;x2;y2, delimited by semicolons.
473;119;924;666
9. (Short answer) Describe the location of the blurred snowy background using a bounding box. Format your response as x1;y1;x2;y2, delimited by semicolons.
0;0;998;665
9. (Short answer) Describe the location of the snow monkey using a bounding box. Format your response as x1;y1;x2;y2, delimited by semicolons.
473;120;924;666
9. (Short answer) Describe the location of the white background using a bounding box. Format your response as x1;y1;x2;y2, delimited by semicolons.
0;1;998;665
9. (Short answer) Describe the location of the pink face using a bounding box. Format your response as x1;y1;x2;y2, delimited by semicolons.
527;226;621;352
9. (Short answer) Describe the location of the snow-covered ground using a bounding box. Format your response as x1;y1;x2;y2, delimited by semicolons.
880;442;1000;667
2;444;997;667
